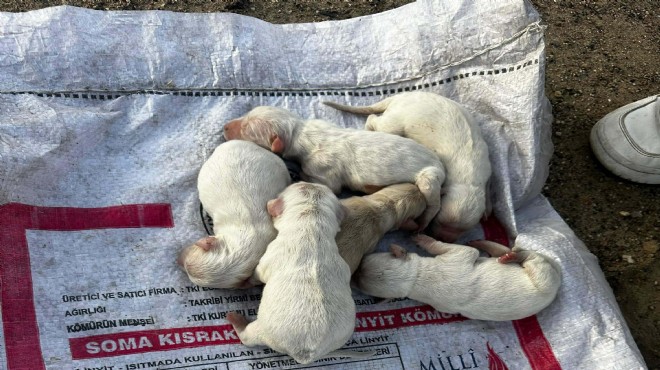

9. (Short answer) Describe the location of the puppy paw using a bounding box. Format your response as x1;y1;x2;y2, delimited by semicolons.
412;233;436;246
389;244;409;259
497;252;520;264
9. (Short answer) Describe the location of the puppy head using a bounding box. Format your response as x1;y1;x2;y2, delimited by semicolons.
223;106;303;154
434;184;486;241
177;236;253;289
353;245;418;298
267;182;345;229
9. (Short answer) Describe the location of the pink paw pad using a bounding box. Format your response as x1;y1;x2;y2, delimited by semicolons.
497;252;519;264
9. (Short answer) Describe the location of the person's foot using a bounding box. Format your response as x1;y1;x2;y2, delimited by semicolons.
590;94;660;184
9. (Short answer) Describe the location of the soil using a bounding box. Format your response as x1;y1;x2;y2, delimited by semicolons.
2;0;658;367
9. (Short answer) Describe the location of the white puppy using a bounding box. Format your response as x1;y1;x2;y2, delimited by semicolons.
223;106;446;230
353;234;561;321
226;182;372;364
338;183;427;273
178;140;290;289
324;92;492;242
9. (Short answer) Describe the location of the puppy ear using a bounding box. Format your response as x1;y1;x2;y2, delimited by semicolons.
389;244;408;259
267;197;284;217
194;236;217;251
223;119;243;140
270;135;285;153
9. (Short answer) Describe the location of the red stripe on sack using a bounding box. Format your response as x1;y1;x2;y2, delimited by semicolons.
0;203;174;370
22;203;174;231
68;304;466;359
69;324;240;359
512;316;562;370
480;216;510;246
355;305;468;332
487;341;509;370
480;217;562;370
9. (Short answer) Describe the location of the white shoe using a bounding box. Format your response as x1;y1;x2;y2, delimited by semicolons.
590;94;660;184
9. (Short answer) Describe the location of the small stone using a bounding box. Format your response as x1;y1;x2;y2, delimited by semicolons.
621;254;634;263
615;240;628;248
555;131;563;137
619;211;631;217
642;240;658;254
554;90;562;97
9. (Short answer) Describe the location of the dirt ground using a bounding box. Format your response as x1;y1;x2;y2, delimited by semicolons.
2;0;658;367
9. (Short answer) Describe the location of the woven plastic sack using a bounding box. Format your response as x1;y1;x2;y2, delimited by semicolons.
0;2;645;369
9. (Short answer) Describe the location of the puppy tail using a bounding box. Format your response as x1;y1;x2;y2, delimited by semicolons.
322;97;393;115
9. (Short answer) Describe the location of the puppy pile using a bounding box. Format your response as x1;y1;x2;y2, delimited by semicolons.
178;92;562;364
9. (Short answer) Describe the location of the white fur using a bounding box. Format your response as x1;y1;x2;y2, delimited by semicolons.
227;182;370;364
354;235;561;321
178;140;290;288
223;106;446;230
324;92;492;241
337;183;426;273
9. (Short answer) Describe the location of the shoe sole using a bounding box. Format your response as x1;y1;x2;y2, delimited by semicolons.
590;125;660;184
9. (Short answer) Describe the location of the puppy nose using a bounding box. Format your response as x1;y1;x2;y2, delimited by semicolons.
176;249;189;268
223;120;241;140
195;236;216;251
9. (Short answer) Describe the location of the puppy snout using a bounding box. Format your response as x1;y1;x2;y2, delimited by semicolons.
223;120;242;140
176;249;188;268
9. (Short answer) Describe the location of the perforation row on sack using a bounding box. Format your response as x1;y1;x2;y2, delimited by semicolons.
3;59;539;100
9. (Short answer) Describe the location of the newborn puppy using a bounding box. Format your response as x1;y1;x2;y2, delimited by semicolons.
338;183;427;273
178;140;290;289
226;182;372;364
324;92;492;242
354;234;561;321
223;106;446;230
